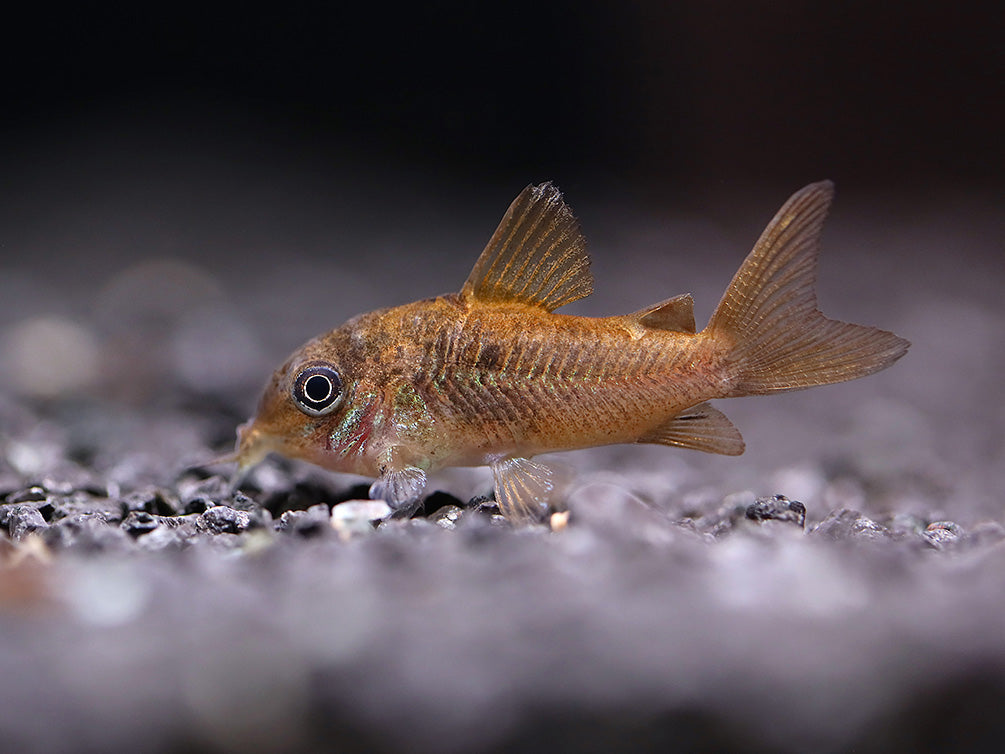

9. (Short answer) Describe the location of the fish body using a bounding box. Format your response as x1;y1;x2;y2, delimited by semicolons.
236;181;909;520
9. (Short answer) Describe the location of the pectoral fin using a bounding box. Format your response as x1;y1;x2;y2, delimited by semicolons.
637;402;745;456
490;457;555;522
369;448;428;516
461;183;593;312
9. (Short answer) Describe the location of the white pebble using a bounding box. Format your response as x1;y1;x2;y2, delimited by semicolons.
330;499;391;539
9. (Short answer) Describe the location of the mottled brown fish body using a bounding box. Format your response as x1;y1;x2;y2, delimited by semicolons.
236;181;909;521
341;296;724;465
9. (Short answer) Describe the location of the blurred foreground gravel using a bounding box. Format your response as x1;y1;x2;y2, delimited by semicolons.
1;173;1003;753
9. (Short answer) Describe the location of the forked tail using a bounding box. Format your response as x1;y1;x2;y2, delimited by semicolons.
707;181;909;397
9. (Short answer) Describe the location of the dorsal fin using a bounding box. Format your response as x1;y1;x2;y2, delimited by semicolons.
461;182;593;311
633;294;696;333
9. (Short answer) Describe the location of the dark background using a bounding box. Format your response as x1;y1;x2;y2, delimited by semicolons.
3;2;1001;201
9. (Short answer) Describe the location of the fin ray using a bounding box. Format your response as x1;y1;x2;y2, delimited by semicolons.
637;402;745;455
461;183;593;311
633;293;696;333
491;457;554;521
708;181;909;395
369;448;427;516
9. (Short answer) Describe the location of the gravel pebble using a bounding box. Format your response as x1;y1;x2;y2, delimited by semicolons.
429;504;465;529
6;504;48;540
923;521;964;550
745;494;807;528
810;508;890;541
229;491;259;512
120;510;160;537
120;487;181;517
199;505;253;534
277;503;332;537
7;485;47;504
0;500;50;527
330;500;392;541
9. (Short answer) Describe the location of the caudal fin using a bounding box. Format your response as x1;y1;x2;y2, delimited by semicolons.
707;181;909;397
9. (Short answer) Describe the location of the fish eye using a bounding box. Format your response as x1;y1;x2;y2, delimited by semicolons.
292;363;343;417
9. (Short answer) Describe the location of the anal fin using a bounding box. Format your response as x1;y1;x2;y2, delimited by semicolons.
637;402;745;456
491;457;555;522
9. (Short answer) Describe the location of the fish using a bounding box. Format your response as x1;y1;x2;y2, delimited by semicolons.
233;180;909;521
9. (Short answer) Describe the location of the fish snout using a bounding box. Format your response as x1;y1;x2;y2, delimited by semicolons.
234;419;274;472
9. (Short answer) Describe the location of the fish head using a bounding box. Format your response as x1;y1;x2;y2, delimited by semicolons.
234;321;380;477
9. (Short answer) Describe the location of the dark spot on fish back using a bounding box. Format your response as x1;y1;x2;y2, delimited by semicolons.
477;343;504;371
439;293;466;310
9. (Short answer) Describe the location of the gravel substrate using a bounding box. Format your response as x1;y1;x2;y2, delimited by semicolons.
1;174;1002;753
2;457;1005;754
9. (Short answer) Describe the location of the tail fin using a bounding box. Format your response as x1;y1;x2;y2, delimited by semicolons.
707;181;909;397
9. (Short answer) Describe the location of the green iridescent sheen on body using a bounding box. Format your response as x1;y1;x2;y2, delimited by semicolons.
390;382;435;440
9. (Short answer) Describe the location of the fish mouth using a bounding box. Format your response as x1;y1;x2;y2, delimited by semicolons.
195;420;276;491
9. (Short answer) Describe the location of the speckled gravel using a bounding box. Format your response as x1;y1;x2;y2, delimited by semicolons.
1;438;1005;754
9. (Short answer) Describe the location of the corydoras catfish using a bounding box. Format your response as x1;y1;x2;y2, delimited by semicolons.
234;181;909;521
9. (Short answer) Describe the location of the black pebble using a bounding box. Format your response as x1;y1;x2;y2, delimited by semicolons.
277;504;331;537
178;477;231;511
421;491;466;517
338;483;373;502
8;486;48;504
121;488;181;517
265;482;338;516
745;495;807;528
185;498;212;514
121;511;160;538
